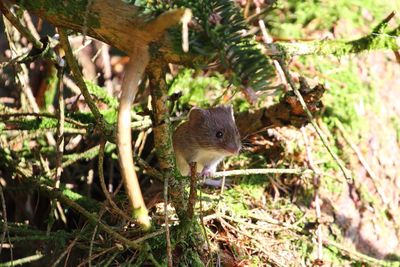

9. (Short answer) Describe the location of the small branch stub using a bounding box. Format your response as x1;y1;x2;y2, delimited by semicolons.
181;9;192;52
187;162;198;220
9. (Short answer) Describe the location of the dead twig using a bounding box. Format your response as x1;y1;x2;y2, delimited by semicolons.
0;183;12;260
301;128;323;264
22;10;40;41
47;57;66;234
255;3;288;91
199;189;211;258
98;139;135;222
58;29;112;138
335;119;388;204
50;236;78;267
87;209;106;267
0;2;42;49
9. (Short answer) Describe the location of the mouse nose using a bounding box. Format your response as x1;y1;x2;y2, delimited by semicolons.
225;143;241;154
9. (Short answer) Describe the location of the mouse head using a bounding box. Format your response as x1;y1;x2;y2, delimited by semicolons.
188;105;241;155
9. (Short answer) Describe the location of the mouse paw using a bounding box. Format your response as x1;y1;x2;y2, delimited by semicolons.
203;178;232;188
200;169;214;178
200;168;215;183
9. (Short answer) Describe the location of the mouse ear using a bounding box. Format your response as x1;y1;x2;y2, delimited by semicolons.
223;105;235;121
188;107;206;123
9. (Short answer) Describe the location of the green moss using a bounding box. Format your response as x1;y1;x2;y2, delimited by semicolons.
235;174;270;201
313;58;375;133
273;0;400;38
86;81;119;109
5;117;75;131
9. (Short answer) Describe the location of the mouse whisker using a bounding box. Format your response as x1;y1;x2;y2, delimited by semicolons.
240;142;254;148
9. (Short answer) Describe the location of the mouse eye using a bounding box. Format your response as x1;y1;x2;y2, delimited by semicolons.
216;131;223;138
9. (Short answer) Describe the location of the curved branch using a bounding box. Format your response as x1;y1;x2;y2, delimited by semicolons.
117;46;150;229
115;8;191;229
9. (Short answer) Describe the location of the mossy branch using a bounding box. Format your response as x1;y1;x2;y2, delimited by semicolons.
116;7;192;229
148;62;188;220
267;12;399;57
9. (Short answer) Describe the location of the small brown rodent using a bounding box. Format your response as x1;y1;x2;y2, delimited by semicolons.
172;105;241;177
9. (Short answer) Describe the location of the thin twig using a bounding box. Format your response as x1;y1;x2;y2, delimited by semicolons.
82;0;94;44
22;10;40;40
247;212;303;232
256;4;288;91
58;29;111;136
76;245;119;267
0;2;42;49
187;162;197;220
0;184;12;259
314;194;323;265
55;63;65;186
134;156;163;181
164;170;172;267
50;237;78;267
98;140;135;222
213;168;313;178
199;190;211;256
137;128;152;157
335;119;387;204
47;60;66;234
276;58;352;181
301;128;323;264
88;210;105;267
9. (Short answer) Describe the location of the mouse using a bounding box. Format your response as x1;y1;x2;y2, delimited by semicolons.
172;105;241;181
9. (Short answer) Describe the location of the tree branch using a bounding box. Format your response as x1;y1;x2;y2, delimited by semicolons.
58;29;113;139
